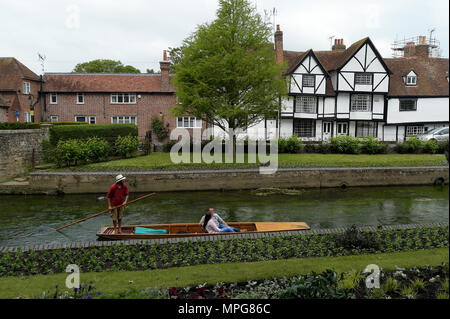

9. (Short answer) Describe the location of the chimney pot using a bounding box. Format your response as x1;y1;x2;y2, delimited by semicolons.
163;50;168;61
276;24;280;32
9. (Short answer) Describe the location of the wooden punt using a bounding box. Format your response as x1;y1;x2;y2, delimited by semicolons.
96;222;310;240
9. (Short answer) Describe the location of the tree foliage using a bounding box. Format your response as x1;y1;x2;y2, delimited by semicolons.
172;0;286;137
73;59;141;73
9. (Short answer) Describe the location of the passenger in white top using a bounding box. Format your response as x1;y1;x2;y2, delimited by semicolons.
201;208;241;234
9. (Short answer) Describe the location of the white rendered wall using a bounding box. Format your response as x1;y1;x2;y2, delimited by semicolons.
387;98;449;124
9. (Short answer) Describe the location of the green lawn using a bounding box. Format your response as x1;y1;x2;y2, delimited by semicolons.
1;248;447;299
59;153;447;171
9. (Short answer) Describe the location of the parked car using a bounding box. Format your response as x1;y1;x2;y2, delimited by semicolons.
417;127;449;142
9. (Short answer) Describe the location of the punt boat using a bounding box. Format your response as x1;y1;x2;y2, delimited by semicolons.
96;222;310;240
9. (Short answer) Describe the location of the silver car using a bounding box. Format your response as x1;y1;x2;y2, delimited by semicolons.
417;126;449;142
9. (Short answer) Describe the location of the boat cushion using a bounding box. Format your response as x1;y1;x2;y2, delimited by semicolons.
135;227;167;235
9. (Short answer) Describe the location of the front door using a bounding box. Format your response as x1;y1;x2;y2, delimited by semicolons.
323;122;333;140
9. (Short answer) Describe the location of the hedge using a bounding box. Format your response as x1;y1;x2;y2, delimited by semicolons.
39;122;89;126
49;124;138;145
0;123;40;130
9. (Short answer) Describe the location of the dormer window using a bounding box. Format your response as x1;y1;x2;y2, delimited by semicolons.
405;71;417;86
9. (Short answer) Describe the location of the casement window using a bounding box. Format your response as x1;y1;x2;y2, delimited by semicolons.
302;75;315;88
75;116;87;123
77;93;85;104
294;119;315;137
323;122;332;134
50;93;58;104
406;126;425;136
111;93;137;104
355;73;373;85
351;94;372;112
295;96;316;114
23;82;31;94
399;99;417;112
50;115;59;122
89;116;96;124
24;112;31;123
111;116;137;124
177;117;202;128
356;121;377;138
337;123;349;135
406;75;417;86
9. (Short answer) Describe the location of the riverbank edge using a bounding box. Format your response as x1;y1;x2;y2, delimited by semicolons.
0;165;447;195
1;222;448;253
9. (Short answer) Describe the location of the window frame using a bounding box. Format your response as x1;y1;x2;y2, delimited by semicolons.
111;116;137;125
302;75;315;88
356;121;377;138
75;116;87;123
293;119;316;138
351;94;372;112
23;82;31;95
399;99;417;112
50;115;59;122
177;116;202;128
406;75;417;86
50;93;58;104
110;93;137;105
77;93;85;104
406;125;425;136
89;116;96;124
354;73;373;86
295;96;317;114
337;122;349;135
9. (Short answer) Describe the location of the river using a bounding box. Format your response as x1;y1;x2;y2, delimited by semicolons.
0;185;448;247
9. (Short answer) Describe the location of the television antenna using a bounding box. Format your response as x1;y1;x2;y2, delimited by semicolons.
328;36;335;48
37;52;46;74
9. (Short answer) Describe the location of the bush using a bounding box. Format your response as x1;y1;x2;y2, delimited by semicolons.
438;140;449;154
278;136;303;154
49;124;138;145
423;139;439;154
0;122;40;130
151;118;170;141
330;136;360;154
84;137;110;162
41;139;54;163
303;143;318;153
361;136;388;155
54;139;85;167
406;137;425;153
114;135;139;158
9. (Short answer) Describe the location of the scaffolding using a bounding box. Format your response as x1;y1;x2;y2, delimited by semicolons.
391;35;441;58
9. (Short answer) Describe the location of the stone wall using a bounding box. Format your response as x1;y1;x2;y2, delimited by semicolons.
28;166;449;194
0;125;50;182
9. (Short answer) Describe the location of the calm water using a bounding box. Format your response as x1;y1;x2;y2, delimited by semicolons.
0;186;448;247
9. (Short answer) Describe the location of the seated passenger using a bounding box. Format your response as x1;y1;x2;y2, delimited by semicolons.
199;208;240;232
202;209;240;234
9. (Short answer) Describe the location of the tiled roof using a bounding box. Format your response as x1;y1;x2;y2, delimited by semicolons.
0;57;40;91
282;38;448;98
42;73;175;93
385;57;449;97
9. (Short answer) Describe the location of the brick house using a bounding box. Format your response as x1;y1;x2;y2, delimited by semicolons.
38;52;208;140
0;57;42;123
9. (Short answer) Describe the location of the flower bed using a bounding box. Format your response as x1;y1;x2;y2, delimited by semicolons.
39;264;449;299
1;226;448;278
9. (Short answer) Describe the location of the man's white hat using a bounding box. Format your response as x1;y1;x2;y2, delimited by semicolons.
115;174;126;183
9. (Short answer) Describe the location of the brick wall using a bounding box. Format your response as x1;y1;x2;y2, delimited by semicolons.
40;92;208;141
0;108;7;122
0;125;50;182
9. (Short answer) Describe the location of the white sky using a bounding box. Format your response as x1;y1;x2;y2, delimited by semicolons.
1;0;448;75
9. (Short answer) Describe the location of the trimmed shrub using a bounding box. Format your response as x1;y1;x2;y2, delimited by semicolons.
49;124;138;145
423;139;439;154
54;139;85;167
84;137;110;162
303;143;318;153
318;142;334;154
0;122;40;130
278;136;303;154
114;135;139;158
330;136;360;154
39;122;88;126
406;137;425;153
361;136;388;155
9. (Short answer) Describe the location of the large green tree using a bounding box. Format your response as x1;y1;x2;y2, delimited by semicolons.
172;0;286;141
73;59;141;73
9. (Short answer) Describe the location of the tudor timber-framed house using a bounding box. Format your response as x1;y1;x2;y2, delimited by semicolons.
236;26;449;143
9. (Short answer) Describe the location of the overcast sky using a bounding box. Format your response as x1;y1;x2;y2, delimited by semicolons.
1;0;448;75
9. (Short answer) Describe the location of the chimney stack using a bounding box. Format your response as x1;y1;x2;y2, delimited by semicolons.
332;39;346;51
403;36;430;60
160;50;171;91
274;24;284;64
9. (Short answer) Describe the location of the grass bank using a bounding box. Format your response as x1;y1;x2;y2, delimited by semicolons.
1;248;448;299
57;153;447;171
